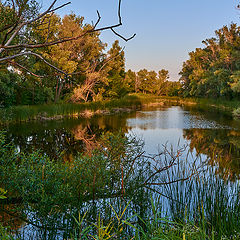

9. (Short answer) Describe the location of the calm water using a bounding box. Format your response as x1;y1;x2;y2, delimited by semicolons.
2;104;240;179
1;104;240;239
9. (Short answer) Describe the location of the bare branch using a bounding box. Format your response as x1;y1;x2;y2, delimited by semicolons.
0;0;136;75
145;172;197;186
144;161;177;185
93;10;101;29
46;13;54;42
26;0;58;25
144;186;185;205
118;0;123;24
0;51;67;75
7;60;45;78
0;0;59;53
48;2;71;13
111;28;136;42
0;0;136;52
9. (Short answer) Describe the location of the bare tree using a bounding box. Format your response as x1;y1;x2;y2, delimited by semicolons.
0;0;135;75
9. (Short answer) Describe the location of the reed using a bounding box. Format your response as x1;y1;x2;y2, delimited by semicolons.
0;131;239;239
0;95;142;124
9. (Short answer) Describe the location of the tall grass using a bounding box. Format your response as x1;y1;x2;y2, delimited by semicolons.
1;130;239;239
0;95;142;124
1;93;240;124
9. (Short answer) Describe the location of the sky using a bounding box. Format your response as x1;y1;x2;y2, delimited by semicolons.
43;0;239;81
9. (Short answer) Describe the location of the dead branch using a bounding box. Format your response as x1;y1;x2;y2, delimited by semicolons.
0;51;67;75
111;28;136;42
0;0;135;75
0;0;135;51
7;60;45;78
145;172;197;186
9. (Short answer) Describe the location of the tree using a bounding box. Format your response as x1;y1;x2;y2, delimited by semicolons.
179;23;240;99
154;69;169;95
124;69;137;93
32;13;107;102
0;0;135;76
104;40;126;98
136;69;149;93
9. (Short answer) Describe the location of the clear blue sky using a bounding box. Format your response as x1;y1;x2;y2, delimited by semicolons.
46;0;239;81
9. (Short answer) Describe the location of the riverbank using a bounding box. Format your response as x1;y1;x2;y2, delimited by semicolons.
0;94;239;124
0;94;180;124
0;95;143;124
0;130;239;239
143;95;240;116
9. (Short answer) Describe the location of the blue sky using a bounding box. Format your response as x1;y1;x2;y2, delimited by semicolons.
48;0;239;81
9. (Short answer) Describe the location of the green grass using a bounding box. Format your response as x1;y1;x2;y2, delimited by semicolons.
1;93;239;124
0;95;142;124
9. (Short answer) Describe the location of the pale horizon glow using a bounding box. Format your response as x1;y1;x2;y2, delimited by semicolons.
48;0;240;81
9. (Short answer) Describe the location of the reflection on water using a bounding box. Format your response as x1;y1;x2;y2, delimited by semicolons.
2;105;240;179
127;106;231;130
183;129;240;180
1;104;240;239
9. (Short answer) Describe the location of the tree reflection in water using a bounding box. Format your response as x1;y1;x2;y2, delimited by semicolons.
183;128;240;180
1;106;240;238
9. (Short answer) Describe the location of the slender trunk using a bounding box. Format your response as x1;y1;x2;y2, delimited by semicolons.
54;78;59;103
57;81;63;101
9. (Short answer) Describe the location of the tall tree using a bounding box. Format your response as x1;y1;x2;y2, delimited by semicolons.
180;23;240;99
104;40;126;98
155;69;169;95
0;0;135;76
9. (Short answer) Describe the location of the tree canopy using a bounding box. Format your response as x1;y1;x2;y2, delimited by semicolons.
179;23;240;99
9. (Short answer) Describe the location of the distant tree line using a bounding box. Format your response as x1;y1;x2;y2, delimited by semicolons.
125;69;180;96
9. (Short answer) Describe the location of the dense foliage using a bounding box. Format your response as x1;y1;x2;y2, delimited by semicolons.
180;23;240;99
0;2;178;107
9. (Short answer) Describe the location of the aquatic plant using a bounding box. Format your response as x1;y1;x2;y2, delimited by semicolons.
0;131;239;239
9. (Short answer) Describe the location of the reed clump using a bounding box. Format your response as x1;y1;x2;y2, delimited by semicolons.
0;131;239;239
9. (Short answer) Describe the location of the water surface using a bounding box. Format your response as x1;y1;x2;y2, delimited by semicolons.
1;104;240;239
2;104;240;179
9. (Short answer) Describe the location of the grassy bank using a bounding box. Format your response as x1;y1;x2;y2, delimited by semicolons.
141;95;240;117
180;97;240;115
0;95;143;124
1;94;240;124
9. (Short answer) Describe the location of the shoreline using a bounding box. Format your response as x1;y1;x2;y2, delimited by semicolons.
0;95;239;124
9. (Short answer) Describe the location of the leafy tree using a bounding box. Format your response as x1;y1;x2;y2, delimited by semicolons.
180;23;240;99
136;69;149;93
33;13;106;102
124;69;137;93
0;0;135;75
134;69;171;95
154;69;169;95
0;71;21;107
104;40;126;98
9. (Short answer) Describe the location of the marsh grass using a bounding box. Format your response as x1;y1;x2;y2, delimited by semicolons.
0;95;142;124
1;93;240;124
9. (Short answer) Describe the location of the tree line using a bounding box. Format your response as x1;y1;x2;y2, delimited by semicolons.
1;0;240;107
0;2;178;107
179;23;240;99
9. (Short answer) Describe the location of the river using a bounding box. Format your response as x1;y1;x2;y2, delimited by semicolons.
1;103;240;239
2;104;240;179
